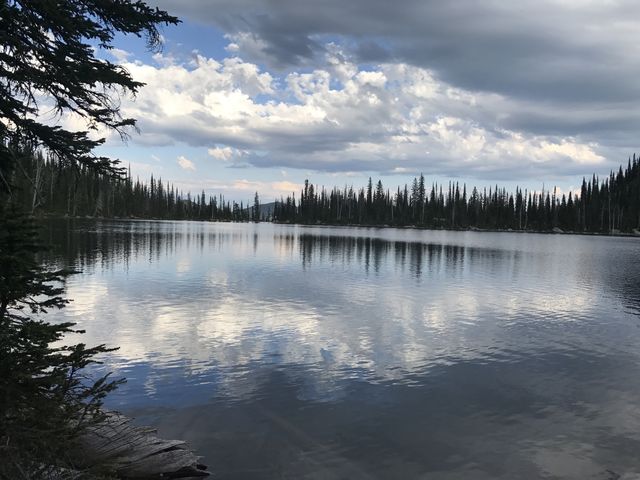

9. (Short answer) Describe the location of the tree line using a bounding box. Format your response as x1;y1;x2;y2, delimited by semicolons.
274;157;640;233
9;148;640;234
10;150;259;222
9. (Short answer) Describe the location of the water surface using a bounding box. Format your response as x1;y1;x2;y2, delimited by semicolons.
45;220;640;479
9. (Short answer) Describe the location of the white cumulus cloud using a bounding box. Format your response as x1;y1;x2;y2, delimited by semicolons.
177;155;196;171
112;45;616;181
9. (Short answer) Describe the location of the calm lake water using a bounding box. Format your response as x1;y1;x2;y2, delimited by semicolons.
44;219;640;479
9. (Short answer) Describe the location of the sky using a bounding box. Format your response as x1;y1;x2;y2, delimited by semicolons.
88;0;640;202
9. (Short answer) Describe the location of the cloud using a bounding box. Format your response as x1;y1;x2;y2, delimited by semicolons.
28;1;640;190
109;48;132;63
270;180;300;194
114;48;618;181
177;155;196;171
207;146;248;162
152;1;640;103
141;1;640;170
208;146;235;161
168;178;302;201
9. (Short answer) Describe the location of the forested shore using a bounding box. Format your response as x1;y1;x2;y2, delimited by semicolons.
10;150;640;234
274;158;640;234
10;151;254;221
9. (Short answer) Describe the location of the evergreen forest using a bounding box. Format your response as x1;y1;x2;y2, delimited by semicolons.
10;151;254;221
9;150;640;234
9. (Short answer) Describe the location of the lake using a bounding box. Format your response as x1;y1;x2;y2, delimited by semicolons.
44;219;640;479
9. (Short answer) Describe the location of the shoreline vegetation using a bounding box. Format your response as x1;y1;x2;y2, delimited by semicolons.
12;151;640;236
0;1;193;477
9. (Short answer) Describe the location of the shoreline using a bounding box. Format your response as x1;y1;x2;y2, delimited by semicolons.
36;213;640;239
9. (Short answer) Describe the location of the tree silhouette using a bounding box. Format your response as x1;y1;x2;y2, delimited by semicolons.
253;191;261;222
0;1;178;477
271;158;640;234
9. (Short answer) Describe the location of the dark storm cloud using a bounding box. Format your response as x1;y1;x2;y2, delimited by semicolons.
132;0;640;181
153;0;640;104
353;41;392;63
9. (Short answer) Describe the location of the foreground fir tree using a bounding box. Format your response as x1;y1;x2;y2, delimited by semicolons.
0;195;123;478
0;1;178;477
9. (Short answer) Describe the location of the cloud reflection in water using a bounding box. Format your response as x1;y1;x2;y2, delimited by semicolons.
45;220;640;479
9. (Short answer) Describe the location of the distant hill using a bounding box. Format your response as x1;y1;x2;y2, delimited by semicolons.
258;202;276;220
244;201;276;220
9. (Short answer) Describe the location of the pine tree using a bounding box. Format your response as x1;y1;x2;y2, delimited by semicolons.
0;1;178;476
253;191;261;222
0;199;123;478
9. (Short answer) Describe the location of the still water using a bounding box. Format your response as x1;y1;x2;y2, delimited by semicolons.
44;219;640;479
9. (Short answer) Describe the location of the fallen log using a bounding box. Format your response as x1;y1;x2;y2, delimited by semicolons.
71;412;209;478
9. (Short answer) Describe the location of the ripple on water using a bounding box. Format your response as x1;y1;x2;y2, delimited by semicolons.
42;220;640;479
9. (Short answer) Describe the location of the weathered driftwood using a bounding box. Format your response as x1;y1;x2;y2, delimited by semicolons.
72;412;209;478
